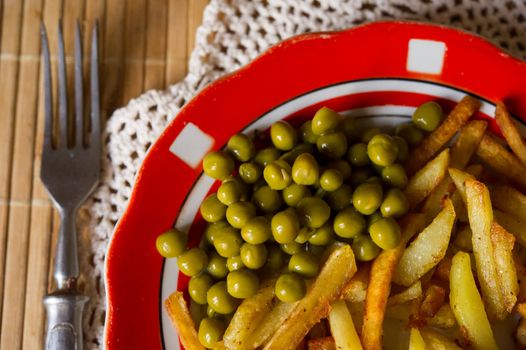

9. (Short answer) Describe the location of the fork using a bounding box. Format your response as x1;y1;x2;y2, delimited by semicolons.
40;21;100;350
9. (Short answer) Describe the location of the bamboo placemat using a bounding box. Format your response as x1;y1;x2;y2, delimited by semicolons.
0;0;208;348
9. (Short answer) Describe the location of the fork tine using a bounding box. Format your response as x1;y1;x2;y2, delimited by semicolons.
57;21;68;148
90;21;100;146
74;21;84;148
41;24;53;150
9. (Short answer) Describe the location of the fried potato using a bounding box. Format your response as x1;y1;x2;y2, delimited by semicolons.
223;279;277;350
419;285;446;318
308;321;329;340
476;134;526;191
466;179;507;319
516;318;526;348
409;328;426;350
495;101;526;166
450;119;488;169
213;341;227;350
250;300;298;348
328;300;363;350
435;256;452;283
454;225;473;252
342;263;371;303
448;167;476;204
517;302;526;317
393;199;456;287
494;209;526;247
427;304;456;329
490;222;518;313
307;336;336;350
405;96;480;174
264;245;357;350
515;258;526;303
362;214;426;350
490;184;526;222
420;328;462;350
449;251;498;350
405;149;450;208
165;291;205;350
387;281;422;307
422;175;455;223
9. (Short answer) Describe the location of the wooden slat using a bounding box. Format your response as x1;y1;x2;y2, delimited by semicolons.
187;0;208;54
165;0;188;85
144;0;168;91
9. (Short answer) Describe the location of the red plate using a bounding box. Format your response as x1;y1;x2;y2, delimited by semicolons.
104;21;526;349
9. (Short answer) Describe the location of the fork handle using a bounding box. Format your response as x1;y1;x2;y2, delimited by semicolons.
44;293;88;350
54;207;80;289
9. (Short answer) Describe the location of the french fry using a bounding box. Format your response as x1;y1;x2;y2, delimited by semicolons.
307;336;336;350
421;175;455;222
342;263;371;303
264;245;357;350
328;300;363;350
362;214;426;350
213;342;227;350
405;95;480;174
515;258;526;303
223;279;277;350
405;149;450;208
495;101;526;167
250;300;298;348
419;285;446;318
393;199;456;287
490;184;526;222
435;256;452;282
518;302;526;317
449;251;498;350
308;321;329;340
476;134;526;191
490;222;518;313
164;291;205;350
494;209;526;247
387;281;422;307
420;328;463;350
450;119;488;169
454;225;473;252
427;304;456;329
409;328;426;350
516;318;526;348
448;167;476;204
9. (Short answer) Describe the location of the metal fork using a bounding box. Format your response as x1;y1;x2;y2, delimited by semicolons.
40;21;100;350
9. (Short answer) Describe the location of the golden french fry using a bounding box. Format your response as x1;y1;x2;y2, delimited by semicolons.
342;263;371;303
435;256;452;283
405;149;450;208
421;175;455;222
420;328;463;350
223;279;276;350
454;225;473;252
495;102;526;166
490;184;526;222
308;321;329;340
328;300;363;350
450;119;488;169
409;328;426;350
516;318;526;348
165;291;205;350
387;281;422;307
405;95;480;174
264;245;357;350
518;303;526;317
362;214;426;350
307;336;336;350
250;300;298;348
476;134;526;191
515;257;526;303
419;285;446;319
448;167;476;204
213;341;227;350
466;179;507;320
494;209;526;247
490;222;518;313
449;251;498;350
427;304;456;329
393;199;455;287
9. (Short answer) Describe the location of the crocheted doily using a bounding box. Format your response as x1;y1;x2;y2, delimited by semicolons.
82;0;526;347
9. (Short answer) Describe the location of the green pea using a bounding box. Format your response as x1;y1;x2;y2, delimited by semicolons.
206;305;218;318
226;201;256;229
367;134;399;167
178;248;209;277
393;136;409;162
306;244;326;257
396;123;424;146
207;252;228;279
240;243;268;269
324;184;353;211
213;227;242;258
254;147;281;167
328;160;352;180
227;133;255;161
350;168;372;186
200;194;227;223
381;164;408;189
241;216;271;244
333;207;366;239
207;281;239;314
340;116;359;142
380;188;409;218
252;185;283;214
319;168;343;192
238;162;262;184
309;222;335;246
271;120;298;151
361;128;382;143
282;183;311;207
204;221;229;245
190;300;207;325
367;211;383;230
348;143;370;167
288;252;319;278
263;160;292;190
265;244;287;271
188;273;213;304
316;132;348;159
292;153;319;185
352;235;381;261
296;197;331;229
369;217;401;250
227;269;259;299
311;107;342;135
280;241;303;255
202;151;235;180
226;256;244;272
198;317;226;348
271;208;300;244
217;180;243;206
352;182;383;215
294;227;314;244
275;273;306;302
413;101;443;132
155;228;187;258
301;120;319;144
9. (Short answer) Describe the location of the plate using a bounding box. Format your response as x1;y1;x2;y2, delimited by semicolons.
104;21;526;349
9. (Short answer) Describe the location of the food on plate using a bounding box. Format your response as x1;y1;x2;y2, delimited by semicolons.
160;98;526;349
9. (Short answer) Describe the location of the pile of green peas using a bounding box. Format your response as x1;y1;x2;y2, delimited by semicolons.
155;101;444;348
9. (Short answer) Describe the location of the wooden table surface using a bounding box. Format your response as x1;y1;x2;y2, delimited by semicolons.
0;0;208;348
